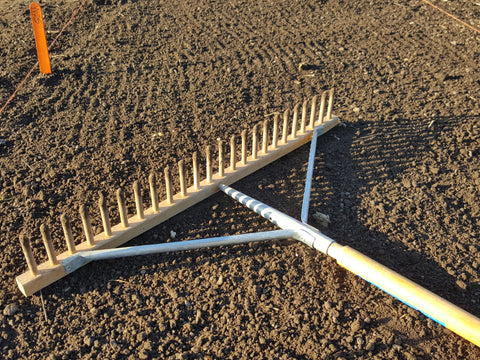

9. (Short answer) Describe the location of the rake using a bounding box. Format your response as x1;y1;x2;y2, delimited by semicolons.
16;89;480;347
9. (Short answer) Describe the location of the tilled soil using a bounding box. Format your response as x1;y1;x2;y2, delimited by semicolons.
1;0;480;359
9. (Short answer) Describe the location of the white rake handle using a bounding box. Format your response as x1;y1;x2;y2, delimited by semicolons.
219;184;480;348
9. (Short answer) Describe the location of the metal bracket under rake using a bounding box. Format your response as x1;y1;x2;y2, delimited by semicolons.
16;89;480;347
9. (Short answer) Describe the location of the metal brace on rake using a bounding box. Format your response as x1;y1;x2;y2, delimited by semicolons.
16;89;480;347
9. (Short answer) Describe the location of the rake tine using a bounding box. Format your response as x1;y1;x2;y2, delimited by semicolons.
149;172;159;213
300;100;308;134
192;151;199;190
309;95;317;129
252;124;258;160
133;180;144;220
20;234;38;276
60;213;76;255
282;109;289;144
241;130;247;165
205;145;212;184
98;191;112;237
291;103;299;139
79;204;95;246
318;90;327;124
327;87;335;121
116;188;129;227
178;160;187;197
164;166;173;204
272;113;279;150
218;140;224;177
230;136;236;171
262;119;268;154
40;224;58;266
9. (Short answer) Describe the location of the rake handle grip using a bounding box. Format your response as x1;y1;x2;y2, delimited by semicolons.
327;243;480;347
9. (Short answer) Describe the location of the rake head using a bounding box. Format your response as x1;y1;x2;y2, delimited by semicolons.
16;89;338;297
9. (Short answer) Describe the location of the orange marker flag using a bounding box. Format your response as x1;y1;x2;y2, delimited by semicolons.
30;3;52;74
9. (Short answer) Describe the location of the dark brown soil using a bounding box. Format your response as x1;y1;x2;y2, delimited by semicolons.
1;0;480;358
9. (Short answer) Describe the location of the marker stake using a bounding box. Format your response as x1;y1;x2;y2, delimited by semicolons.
30;3;52;74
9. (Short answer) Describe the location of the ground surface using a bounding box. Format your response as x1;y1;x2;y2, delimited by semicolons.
1;0;480;359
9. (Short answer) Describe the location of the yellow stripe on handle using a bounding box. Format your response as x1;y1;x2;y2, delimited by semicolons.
327;243;480;347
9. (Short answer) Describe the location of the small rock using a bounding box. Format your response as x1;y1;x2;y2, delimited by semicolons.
175;353;187;360
365;339;376;352
389;216;399;224
84;336;93;347
216;275;224;286
456;243;466;252
22;186;33;197
3;304;19;316
164;285;178;299
109;339;120;350
356;337;365;347
89;307;98;316
143;340;152;351
298;62;308;71
47;169;57;179
136;331;147;343
456;279;468;290
36;190;46;202
194;309;202;324
312;212;331;228
392;344;402;351
139;349;149;360
350;317;364;333
170;230;176;239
